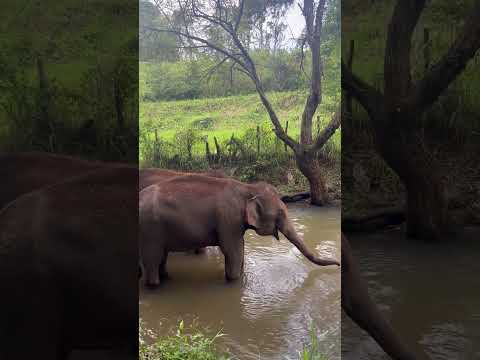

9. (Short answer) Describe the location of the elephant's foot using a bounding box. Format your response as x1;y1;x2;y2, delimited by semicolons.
145;274;169;289
159;270;169;280
144;266;161;289
194;247;206;255
145;280;160;289
224;255;244;282
225;275;239;282
225;270;243;282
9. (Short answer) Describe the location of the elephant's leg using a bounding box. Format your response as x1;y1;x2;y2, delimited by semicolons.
159;251;169;279
220;237;245;282
143;247;165;288
341;234;418;360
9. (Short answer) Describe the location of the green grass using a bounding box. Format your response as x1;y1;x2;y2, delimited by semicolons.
298;323;329;360
140;321;230;360
140;321;330;360
139;90;341;162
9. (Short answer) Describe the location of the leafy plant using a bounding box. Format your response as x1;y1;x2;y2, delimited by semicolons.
298;324;329;360
140;321;231;360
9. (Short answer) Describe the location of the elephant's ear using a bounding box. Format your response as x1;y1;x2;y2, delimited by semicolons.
246;196;262;229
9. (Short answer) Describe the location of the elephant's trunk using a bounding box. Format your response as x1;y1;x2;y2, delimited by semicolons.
342;234;419;360
280;218;339;266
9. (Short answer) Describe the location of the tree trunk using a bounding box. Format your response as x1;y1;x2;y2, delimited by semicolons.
295;150;328;206
404;175;448;241
378;126;449;241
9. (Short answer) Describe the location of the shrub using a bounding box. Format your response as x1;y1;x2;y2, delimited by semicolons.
298;324;329;360
140;321;230;360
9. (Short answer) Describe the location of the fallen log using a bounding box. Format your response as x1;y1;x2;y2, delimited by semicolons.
342;206;405;232
281;192;311;203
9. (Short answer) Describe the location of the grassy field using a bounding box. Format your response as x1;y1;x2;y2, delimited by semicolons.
139;90;341;163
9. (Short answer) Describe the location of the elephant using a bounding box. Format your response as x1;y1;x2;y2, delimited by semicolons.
139;174;339;287
0;151;114;210
0;150;224;208
341;233;419;360
0;166;138;360
139;168;227;257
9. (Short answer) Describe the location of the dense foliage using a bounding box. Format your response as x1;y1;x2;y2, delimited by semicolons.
139;0;340;101
0;0;138;160
343;0;480;140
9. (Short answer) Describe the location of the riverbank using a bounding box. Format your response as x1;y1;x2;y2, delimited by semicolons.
342;132;480;232
140;321;330;360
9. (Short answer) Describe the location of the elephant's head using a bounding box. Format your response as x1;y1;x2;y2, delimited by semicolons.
245;182;339;266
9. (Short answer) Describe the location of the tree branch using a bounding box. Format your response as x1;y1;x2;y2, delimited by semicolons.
313;107;341;152
341;61;384;119
144;26;250;72
202;56;229;81
254;86;299;150
408;0;480;113
300;0;326;145
234;0;245;32
384;0;426;103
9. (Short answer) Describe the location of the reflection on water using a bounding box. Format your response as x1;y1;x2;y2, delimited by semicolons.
342;227;480;360
140;204;340;360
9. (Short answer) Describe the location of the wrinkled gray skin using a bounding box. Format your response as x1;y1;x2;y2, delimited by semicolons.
342;234;420;360
139;167;226;190
0;167;137;360
0;152;225;210
0;152;113;210
139;174;339;287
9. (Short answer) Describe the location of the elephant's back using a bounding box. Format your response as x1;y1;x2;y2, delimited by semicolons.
155;174;231;199
0;151;111;210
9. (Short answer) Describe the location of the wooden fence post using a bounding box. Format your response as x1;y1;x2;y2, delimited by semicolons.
154;129;160;165
284;120;289;153
204;136;212;164
256;125;261;157
214;136;222;164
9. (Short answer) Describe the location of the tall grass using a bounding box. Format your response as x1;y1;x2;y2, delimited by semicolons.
139;90;341;168
140;321;330;360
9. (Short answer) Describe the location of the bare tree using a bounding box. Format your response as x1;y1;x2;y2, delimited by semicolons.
342;0;480;241
146;0;340;205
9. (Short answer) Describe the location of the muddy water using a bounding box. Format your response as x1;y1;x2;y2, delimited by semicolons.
139;204;340;360
342;227;480;360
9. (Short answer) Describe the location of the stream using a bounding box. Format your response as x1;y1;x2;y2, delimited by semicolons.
139;204;341;360
342;227;480;360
